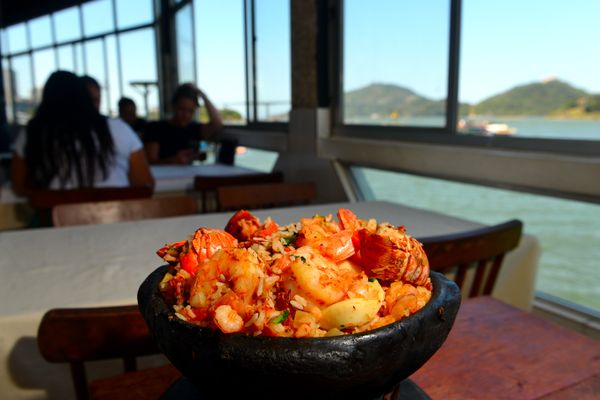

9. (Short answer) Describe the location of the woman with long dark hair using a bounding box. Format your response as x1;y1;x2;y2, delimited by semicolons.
11;71;154;195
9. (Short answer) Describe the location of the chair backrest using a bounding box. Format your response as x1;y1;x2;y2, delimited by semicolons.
217;181;317;211
194;171;284;212
420;219;523;298
37;305;159;400
52;195;198;226
29;186;154;209
27;187;154;227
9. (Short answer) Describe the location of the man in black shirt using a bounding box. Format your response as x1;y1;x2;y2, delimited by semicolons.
144;84;222;164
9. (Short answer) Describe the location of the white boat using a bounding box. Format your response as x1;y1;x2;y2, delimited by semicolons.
484;123;517;135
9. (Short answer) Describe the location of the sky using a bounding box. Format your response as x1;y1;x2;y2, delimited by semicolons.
2;0;600;115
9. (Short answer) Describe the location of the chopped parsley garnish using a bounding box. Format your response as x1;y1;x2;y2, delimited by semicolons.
271;309;289;324
368;278;377;282
282;234;297;246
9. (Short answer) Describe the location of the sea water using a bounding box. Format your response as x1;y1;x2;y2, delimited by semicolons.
235;118;600;311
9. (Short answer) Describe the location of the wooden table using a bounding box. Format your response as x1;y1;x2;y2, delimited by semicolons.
89;297;600;400
0;201;539;399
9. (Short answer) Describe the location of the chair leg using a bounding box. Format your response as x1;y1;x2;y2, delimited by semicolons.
70;362;89;400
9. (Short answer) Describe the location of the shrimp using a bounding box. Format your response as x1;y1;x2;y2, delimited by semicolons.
189;247;264;333
296;214;355;262
385;281;432;320
224;210;279;243
357;224;430;287
156;229;237;276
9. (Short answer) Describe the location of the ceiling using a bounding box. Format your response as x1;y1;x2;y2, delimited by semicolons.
0;0;94;29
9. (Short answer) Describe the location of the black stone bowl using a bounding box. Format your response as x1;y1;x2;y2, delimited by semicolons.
138;265;461;400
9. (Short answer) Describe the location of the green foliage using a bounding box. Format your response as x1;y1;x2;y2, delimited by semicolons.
473;80;587;116
344;80;597;119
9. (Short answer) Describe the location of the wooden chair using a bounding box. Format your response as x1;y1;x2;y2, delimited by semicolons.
37;305;160;400
27;186;154;227
217;181;317;211
52;195;198;226
193;171;284;212
29;186;154;209
420;219;523;298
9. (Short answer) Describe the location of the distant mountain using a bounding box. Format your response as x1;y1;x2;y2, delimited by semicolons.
344;80;595;120
344;83;445;118
473;80;587;116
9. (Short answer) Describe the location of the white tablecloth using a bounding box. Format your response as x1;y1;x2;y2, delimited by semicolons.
0;201;540;399
150;164;261;192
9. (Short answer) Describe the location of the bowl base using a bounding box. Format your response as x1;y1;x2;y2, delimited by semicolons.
160;377;431;400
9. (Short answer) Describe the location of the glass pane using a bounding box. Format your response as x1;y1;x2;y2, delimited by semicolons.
1;30;8;54
10;55;35;124
459;1;600;140
105;35;121;117
82;0;115;37
84;39;107;114
116;0;153;29
343;0;449;127
74;43;85;74
57;45;75;71
32;49;57;102
28;16;53;49
175;3;196;84
234;147;279;172
3;57;14;123
351;166;600;311
195;0;245;125
7;23;28;54
119;29;159;120
255;0;290;122
53;7;81;43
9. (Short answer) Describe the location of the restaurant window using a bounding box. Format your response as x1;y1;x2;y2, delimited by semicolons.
82;0;115;37
253;0;291;123
9;55;34;125
0;0;161;125
119;28;159;119
175;3;197;84
459;1;600;141
57;45;75;71
32;49;56;101
195;0;246;125
7;23;28;54
350;166;600;312
28;16;53;49
53;7;81;43
115;0;154;29
193;0;290;127
342;0;450;128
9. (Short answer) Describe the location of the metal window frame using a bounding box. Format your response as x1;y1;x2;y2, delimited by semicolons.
1;1;159;119
329;0;600;158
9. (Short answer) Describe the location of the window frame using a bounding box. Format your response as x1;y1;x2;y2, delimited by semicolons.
0;0;159;121
329;0;600;158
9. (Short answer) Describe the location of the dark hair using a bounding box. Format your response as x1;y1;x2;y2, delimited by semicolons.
171;83;199;107
25;70;114;189
80;74;100;90
118;97;135;110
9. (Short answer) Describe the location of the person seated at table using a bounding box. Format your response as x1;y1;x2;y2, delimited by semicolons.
80;74;102;112
10;70;154;197
143;83;223;165
118;97;147;137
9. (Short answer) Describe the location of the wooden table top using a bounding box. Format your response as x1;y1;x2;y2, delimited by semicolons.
410;296;600;399
89;297;600;400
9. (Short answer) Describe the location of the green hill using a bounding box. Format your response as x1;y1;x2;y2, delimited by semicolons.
473;80;587;116
344;83;445;118
343;80;595;120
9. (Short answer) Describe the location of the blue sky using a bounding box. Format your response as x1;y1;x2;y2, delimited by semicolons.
2;0;600;115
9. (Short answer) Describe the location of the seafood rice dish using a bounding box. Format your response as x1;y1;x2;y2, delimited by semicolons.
157;208;432;337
